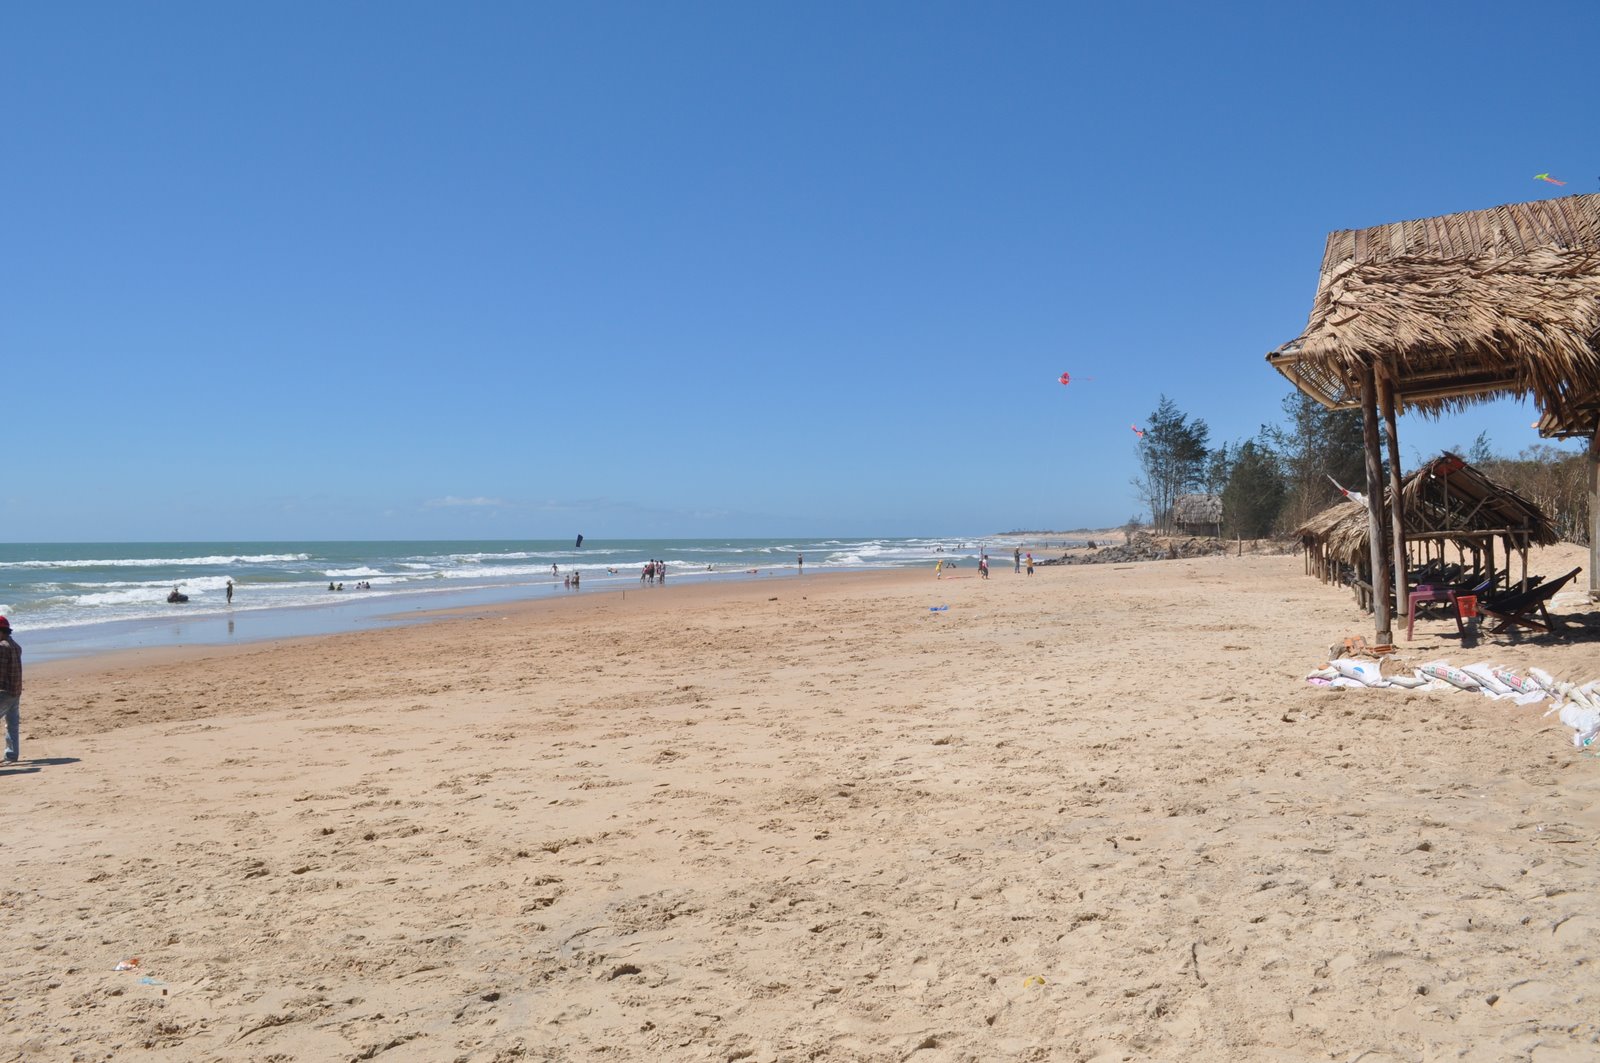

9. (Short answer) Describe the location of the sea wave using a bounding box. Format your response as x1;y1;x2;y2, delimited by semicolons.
0;553;312;569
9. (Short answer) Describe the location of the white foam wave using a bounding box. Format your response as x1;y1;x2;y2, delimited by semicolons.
171;576;239;592
0;553;311;569
446;563;568;581
75;587;175;606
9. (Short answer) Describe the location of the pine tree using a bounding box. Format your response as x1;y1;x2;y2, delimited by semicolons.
1132;396;1211;532
1222;440;1286;538
1267;392;1366;532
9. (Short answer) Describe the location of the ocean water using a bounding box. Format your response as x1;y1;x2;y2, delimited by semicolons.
0;537;1015;662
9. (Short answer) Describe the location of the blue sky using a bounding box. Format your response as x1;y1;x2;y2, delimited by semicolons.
3;1;1594;540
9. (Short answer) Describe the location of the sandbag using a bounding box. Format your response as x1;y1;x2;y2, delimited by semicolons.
1417;661;1479;691
1331;658;1387;687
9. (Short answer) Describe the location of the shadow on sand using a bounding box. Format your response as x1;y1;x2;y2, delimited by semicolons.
2;756;81;776
1435;609;1600;651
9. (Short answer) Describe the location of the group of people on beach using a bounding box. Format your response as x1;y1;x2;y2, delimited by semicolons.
641;560;667;584
327;581;371;592
939;550;1032;579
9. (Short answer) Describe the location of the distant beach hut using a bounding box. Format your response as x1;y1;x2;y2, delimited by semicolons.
1172;493;1223;538
1266;192;1600;642
1294;452;1558;612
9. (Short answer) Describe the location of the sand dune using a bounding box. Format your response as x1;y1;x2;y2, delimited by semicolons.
6;549;1600;1061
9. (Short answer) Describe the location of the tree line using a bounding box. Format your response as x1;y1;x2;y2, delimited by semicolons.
1131;393;1591;545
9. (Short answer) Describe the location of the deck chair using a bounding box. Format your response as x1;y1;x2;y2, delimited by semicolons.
1479;567;1583;636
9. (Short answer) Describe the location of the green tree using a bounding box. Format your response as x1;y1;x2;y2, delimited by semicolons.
1478;443;1591;545
1222;440;1286;538
1132;396;1211;532
1204;443;1231;496
1267;391;1366;533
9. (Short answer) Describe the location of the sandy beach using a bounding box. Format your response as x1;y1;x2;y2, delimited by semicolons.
6;548;1600;1062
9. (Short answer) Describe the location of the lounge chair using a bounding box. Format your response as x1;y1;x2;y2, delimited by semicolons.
1479;567;1583;636
1409;560;1464;586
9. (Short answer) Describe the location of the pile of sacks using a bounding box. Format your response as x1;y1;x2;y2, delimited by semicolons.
1307;659;1600;749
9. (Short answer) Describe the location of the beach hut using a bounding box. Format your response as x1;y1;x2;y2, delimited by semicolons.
1173;493;1223;537
1295;452;1559;611
1267;193;1600;643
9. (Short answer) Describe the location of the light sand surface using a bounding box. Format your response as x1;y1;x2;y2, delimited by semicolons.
6;550;1600;1062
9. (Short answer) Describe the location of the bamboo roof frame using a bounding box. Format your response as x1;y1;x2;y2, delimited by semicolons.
1294;452;1557;573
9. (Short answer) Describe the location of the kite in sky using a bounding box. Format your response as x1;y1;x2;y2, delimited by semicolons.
1535;173;1566;186
1130;424;1145;439
1058;371;1095;386
575;533;584;548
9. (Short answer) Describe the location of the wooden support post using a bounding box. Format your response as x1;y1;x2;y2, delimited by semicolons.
1359;367;1392;644
1591;428;1600;598
1378;374;1406;627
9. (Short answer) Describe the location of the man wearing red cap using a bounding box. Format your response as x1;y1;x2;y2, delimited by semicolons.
0;617;19;764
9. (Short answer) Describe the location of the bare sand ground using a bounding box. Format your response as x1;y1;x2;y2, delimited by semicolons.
5;548;1600;1062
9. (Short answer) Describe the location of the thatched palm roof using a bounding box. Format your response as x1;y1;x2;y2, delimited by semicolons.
1295;452;1557;570
1174;493;1222;524
1268;194;1600;438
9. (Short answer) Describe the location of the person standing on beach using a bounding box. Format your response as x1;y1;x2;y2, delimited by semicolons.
1013;548;1021;574
935;557;945;579
797;553;804;575
979;554;989;580
1026;552;1034;576
0;617;20;764
226;579;234;605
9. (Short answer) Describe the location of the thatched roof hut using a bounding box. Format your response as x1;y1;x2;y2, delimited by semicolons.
1296;452;1558;610
1267;193;1600;638
1268;195;1600;438
1172;493;1222;535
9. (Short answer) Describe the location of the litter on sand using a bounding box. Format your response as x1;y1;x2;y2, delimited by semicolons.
929;605;948;612
113;958;141;972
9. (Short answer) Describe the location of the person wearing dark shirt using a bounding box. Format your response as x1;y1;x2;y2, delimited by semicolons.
0;617;21;764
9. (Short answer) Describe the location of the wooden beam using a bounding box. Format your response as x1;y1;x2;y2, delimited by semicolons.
1591;427;1600;598
1378;374;1406;629
1360;367;1393;643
